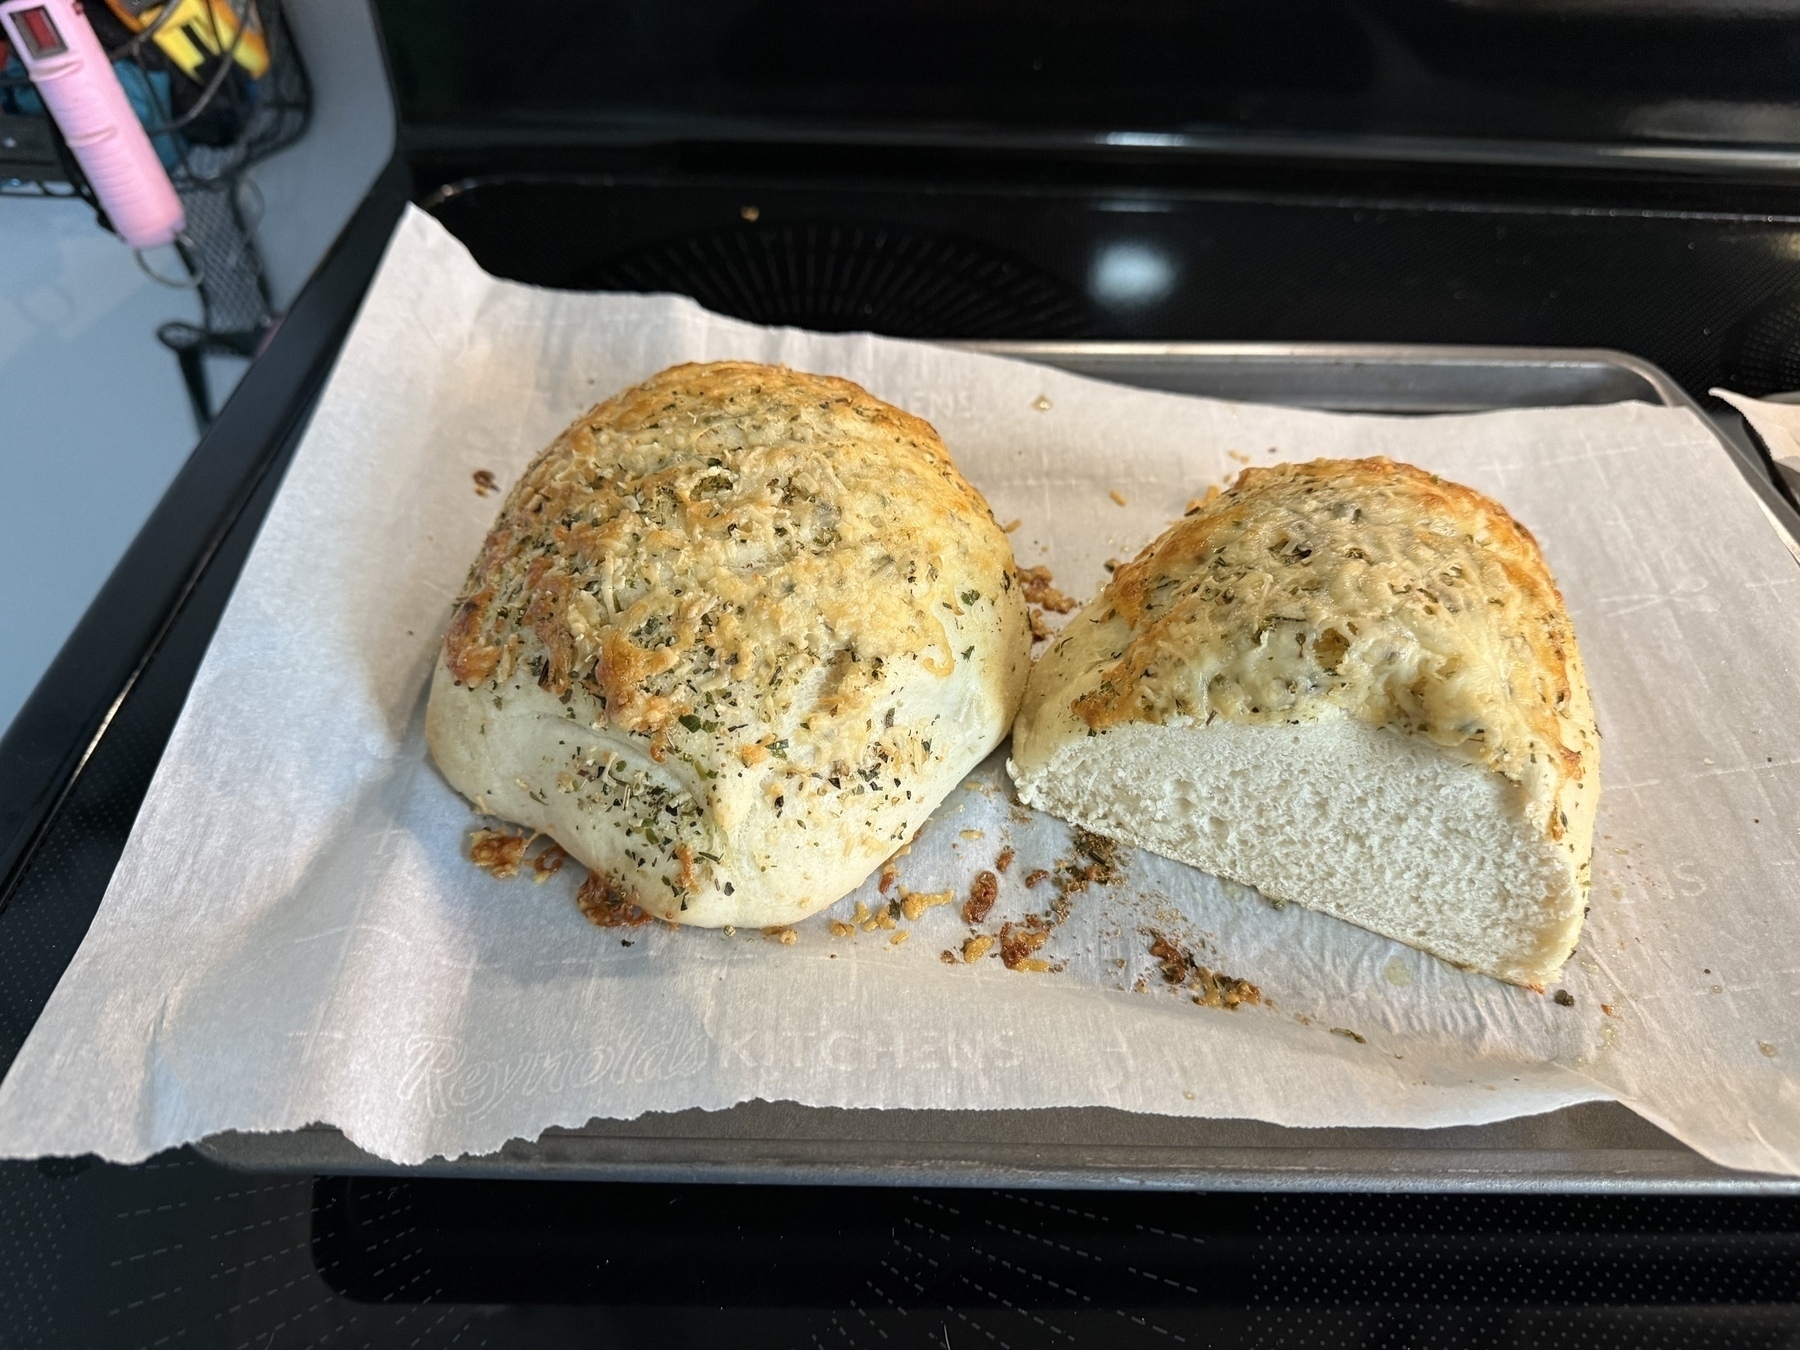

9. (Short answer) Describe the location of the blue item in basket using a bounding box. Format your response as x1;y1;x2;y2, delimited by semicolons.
2;49;45;117
1;50;183;171
110;59;182;170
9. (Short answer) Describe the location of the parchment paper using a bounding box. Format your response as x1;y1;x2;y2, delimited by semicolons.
2;207;1797;1173
1715;387;1800;503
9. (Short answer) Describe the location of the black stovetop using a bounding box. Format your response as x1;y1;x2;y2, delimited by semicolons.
419;154;1800;400
7;1159;1800;1346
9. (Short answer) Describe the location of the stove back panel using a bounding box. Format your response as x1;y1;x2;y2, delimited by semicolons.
377;0;1800;159
428;175;1800;397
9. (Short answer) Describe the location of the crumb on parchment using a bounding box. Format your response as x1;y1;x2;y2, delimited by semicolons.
1018;565;1077;614
531;843;568;883
963;870;999;925
900;888;956;922
1059;828;1125;896
1147;931;1262;1011
962;934;996;964
999;915;1053;972
855;899;898;931
576;870;653;927
995;847;1015;874
469;829;527;878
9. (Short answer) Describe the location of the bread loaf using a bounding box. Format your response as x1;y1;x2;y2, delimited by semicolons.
427;362;1031;928
1008;457;1597;988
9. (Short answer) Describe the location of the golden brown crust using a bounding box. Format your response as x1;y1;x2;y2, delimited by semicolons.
445;359;1015;739
1064;457;1595;836
431;361;1030;925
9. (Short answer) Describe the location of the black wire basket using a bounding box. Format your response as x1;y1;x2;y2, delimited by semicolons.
1;0;309;428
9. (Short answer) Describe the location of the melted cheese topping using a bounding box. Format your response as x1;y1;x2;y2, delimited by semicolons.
441;362;1021;860
1062;457;1594;833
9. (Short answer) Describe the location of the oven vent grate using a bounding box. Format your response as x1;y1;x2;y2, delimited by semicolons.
1726;290;1800;397
579;220;1091;339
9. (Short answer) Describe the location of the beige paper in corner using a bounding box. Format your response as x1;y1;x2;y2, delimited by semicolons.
1713;387;1800;508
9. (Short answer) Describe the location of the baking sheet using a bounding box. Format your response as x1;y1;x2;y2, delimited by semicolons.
1;206;1797;1173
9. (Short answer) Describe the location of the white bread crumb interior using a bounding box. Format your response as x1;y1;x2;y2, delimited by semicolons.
1009;456;1597;988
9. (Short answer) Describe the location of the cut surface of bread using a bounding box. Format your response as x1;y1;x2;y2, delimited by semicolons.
1009;456;1597;988
427;361;1030;928
1016;719;1582;986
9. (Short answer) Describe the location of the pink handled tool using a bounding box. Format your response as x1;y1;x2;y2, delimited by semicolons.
1;0;183;249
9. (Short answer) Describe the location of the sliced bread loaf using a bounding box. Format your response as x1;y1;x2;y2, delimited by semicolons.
1008;457;1598;988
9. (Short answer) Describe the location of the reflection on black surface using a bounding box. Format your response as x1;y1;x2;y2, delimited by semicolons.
579;220;1094;338
302;1175;1800;1347
314;1180;1263;1308
429;175;1800;400
8;1149;1800;1348
316;1177;1800;1309
376;0;1800;151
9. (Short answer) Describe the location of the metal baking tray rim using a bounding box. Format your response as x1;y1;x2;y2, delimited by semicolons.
198;1116;1800;1194
196;339;1800;1190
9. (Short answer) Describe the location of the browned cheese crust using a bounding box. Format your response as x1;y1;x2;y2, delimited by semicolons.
431;361;1029;925
1068;457;1595;843
446;362;1012;746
